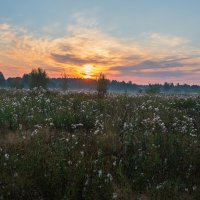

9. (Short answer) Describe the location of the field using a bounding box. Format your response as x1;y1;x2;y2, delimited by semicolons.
0;89;200;200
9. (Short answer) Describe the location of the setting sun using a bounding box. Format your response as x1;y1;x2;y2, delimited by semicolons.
83;64;93;78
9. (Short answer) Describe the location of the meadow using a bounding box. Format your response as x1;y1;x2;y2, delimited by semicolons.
0;88;200;200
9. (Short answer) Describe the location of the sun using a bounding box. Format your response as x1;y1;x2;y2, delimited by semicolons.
83;64;93;78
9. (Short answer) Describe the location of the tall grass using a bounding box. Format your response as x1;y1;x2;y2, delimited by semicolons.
0;89;200;199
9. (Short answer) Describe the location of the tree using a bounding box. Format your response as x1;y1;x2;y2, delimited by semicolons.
29;68;49;89
22;73;31;88
163;82;170;92
7;77;24;89
60;73;68;91
146;84;161;94
96;73;109;97
0;71;5;87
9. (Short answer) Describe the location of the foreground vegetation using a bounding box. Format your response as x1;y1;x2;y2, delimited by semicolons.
0;89;200;199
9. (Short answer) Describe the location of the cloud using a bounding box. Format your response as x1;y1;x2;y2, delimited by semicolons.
110;56;200;84
51;53;117;66
0;17;200;84
0;23;10;30
148;32;188;47
112;59;184;72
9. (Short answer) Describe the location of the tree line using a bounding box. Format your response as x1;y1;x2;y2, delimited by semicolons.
0;68;109;97
0;68;200;94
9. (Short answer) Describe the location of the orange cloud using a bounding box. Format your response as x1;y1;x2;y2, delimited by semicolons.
0;23;10;30
0;20;200;84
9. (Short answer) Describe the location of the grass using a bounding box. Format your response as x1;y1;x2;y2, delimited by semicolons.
0;88;200;199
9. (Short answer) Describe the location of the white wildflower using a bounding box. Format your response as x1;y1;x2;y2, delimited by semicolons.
5;153;9;160
112;193;118;199
98;170;102;177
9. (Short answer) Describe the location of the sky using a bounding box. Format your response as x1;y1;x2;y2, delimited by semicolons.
0;0;200;84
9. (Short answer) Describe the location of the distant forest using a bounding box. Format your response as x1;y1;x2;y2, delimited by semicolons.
0;71;200;94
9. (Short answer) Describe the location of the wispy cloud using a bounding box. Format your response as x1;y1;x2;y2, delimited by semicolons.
0;23;10;30
148;32;188;47
0;16;200;84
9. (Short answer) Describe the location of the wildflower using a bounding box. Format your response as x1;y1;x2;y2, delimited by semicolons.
14;172;18;177
71;123;83;129
85;177;89;186
156;184;162;190
135;166;138;170
68;160;72;165
19;124;22;130
193;185;197;191
5;153;9;160
112;193;118;199
94;129;100;135
80;151;84;156
98;170;102;177
107;173;113;181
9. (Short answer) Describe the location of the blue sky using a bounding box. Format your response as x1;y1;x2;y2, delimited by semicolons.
0;0;200;83
1;0;199;42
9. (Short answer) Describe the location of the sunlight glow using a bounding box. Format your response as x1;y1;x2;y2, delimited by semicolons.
83;64;93;78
